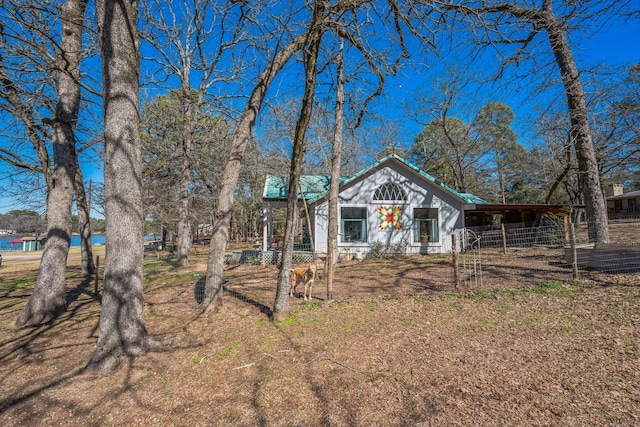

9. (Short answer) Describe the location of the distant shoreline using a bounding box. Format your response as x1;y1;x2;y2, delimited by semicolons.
0;233;107;249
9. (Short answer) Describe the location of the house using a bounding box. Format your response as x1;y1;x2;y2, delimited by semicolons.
606;184;640;220
21;236;46;251
262;154;487;255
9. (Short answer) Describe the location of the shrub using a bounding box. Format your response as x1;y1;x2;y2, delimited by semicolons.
365;239;408;260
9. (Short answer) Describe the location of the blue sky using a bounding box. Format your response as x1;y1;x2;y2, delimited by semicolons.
0;8;639;215
374;16;640;152
581;18;640;65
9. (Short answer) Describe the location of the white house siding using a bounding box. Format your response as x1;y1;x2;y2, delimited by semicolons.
313;202;329;253
312;163;465;255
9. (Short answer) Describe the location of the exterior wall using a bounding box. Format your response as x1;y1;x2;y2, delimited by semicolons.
313;163;465;255
313;202;328;253
607;194;640;219
605;183;624;197
21;238;46;251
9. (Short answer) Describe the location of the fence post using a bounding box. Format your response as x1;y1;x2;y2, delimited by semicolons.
94;255;100;294
452;234;459;290
501;222;507;255
569;222;579;280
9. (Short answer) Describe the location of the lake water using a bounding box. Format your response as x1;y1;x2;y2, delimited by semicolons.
0;234;106;251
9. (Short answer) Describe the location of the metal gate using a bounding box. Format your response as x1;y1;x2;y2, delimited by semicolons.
459;229;483;291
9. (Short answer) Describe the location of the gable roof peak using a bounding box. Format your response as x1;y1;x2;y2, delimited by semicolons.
262;154;487;205
344;154;486;204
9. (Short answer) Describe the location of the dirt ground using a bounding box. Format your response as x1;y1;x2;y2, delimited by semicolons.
1;228;639;426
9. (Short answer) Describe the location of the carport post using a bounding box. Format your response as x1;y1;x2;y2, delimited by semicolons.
570;222;579;280
452;234;459;290
501;223;507;255
262;206;269;251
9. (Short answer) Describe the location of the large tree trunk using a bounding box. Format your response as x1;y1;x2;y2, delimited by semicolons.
75;167;95;275
176;92;193;268
88;0;154;373
325;40;345;302
200;34;308;312
15;0;86;328
542;4;609;243
273;6;324;321
431;0;611;242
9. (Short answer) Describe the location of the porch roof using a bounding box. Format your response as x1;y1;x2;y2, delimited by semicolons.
263;175;349;203
607;190;640;200
464;204;570;214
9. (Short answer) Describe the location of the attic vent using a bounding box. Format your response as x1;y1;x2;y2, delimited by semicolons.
373;183;407;201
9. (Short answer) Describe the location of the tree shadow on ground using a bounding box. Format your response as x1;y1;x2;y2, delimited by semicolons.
193;275;273;318
0;270;101;367
65;274;102;306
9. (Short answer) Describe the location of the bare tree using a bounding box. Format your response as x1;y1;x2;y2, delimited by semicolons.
408;73;490;196
0;4;54;187
199;31;310;312
428;0;616;242
8;0;88;327
272;1;325;321
412;115;487;194
88;0;155;373
530;109;580;205
200;0;424;312
325;39;345;302
139;0;248;267
74;166;95;275
140;91;233;242
472;102;519;203
1;0;98;280
590;64;640;189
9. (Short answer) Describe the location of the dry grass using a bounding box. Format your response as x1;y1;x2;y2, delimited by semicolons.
0;245;639;426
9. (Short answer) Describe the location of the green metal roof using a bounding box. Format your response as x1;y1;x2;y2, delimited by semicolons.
263;174;349;204
262;154;487;205
458;193;489;204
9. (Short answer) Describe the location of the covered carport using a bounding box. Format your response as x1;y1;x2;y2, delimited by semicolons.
463;204;572;248
464;204;570;230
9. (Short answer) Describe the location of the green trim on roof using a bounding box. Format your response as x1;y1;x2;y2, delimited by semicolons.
263;174;348;204
458;193;489;204
262;153;487;205
341;153;487;204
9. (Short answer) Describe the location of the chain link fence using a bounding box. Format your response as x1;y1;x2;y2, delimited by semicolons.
455;219;640;292
215;248;314;312
198;219;639;311
223;249;315;266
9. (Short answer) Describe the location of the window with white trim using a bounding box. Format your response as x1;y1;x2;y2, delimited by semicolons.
414;208;439;243
340;207;367;242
